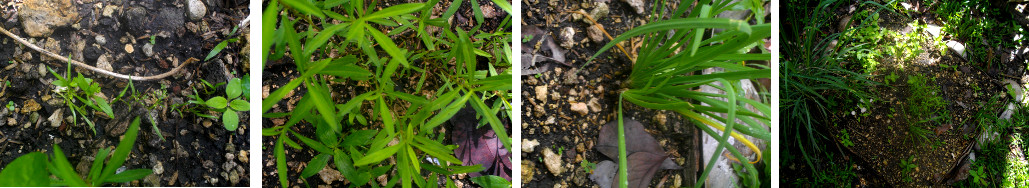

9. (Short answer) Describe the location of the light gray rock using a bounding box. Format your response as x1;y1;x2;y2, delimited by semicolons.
542;148;564;175
187;0;207;20
18;0;79;37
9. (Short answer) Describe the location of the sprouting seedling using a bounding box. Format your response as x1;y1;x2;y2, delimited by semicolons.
149;35;156;45
522;34;533;42
5;101;11;111
198;76;250;131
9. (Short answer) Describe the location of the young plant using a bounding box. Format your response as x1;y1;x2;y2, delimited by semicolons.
899;156;916;182
589;1;770;187
0;117;151;186
263;0;512;187
47;57;115;135
191;76;250;131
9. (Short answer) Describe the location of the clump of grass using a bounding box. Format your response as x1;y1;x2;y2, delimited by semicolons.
904;73;949;143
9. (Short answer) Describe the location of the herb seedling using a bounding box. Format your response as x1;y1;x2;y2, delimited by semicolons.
48;57;115;135
189;76;249;131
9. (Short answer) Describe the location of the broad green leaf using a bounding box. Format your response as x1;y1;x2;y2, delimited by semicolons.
355;143;403;166
223;110;239;131
301;153;332;178
0;152;48;186
98;117;141;184
206;97;228;109
280;0;325;19
51;146;88;187
469;175;510;188
227;78;242;99
230;99;250;111
358;3;425;21
104;169;153;183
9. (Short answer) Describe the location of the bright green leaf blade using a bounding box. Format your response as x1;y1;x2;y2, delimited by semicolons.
227;78;242;99
93;96;114;118
303;23;348;56
104;169;153;183
98;117;141;183
0;152;49;186
355;144;403;166
262;0;278;65
275;135;288;188
51;145;88;187
300;153;332;178
223;110;239;131
490;0;512;14
305;82;341;133
206;96;228;109
88;148;111;183
469;175;511;188
358;3;425;21
230;99;250;111
205;39;232;61
280;0;325;19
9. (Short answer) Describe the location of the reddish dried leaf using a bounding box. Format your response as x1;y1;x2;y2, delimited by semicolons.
452;106;512;181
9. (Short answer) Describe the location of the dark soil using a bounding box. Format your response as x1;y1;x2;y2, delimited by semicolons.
0;0;250;186
521;0;701;187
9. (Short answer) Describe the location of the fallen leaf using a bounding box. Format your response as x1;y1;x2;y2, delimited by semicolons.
452;106;512;181
522;25;569;75
594;119;682;188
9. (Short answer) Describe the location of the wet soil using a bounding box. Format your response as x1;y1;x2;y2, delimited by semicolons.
0;0;250;186
521;0;701;187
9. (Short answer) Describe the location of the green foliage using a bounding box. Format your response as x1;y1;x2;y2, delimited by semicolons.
839;129;854;147
469;175;511;188
205;26;242;61
0;117;150;186
904;73;948;144
936;0;1028;69
590;1;771;187
48;57;115;135
899;156;916;182
782;0;880;178
884;71;899;85
581;158;596;173
789;153;855;187
263;0;512;187
188;76;250;131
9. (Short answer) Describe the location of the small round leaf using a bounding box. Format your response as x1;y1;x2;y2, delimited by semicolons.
227;78;242;99
223;110;238;131
206;97;228;109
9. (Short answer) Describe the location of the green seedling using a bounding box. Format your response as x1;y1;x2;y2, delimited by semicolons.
190;76;249;131
6;101;12;111
839;129;854;147
581;159;596;173
47;57;115;135
900;156;916;182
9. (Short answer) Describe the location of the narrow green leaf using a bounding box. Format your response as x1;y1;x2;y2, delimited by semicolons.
366;24;410;71
490;0;512;14
303;23;348;56
469;97;511;150
358;3;425;21
205;39;236;61
469;175;511;188
262;0;278;64
423;93;471;133
355;143;403;166
50;146;88;187
104;169;153;183
306;82;341;133
301;153;332;178
291;130;332;154
98;117;141;184
411;136;462;165
223;110;239;131
93;96;114;118
377;96;395;136
280;0;325;19
341;129;379;148
206;97;228;109
275;135;288;188
88;148;111;183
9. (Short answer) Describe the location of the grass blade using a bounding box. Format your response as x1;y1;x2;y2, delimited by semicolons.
98;117;141;184
280;0;325;19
